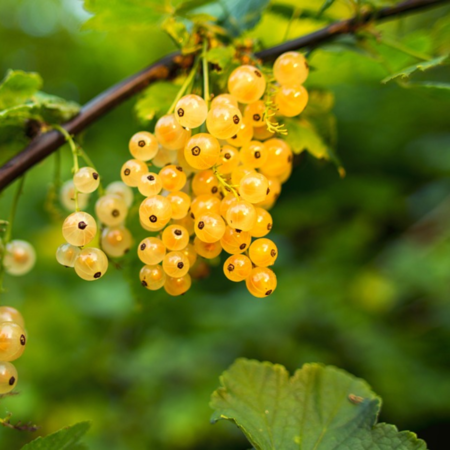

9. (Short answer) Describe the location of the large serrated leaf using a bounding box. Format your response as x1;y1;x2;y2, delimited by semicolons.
21;421;91;450
210;359;428;450
382;54;449;84
0;70;42;109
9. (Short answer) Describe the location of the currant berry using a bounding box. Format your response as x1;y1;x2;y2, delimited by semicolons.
190;195;221;219
231;165;252;186
224;254;252;282
226;118;253;148
193;237;222;259
129;131;159;161
101;226;133;258
167;191;191;220
3;240;36;276
175;94;208;129
206;105;242;140
74;247;108;281
0;361;18;394
159;165;186;192
105;181;133;208
251;208;273;238
195;213;226;243
257;176;282;210
56;243;81;268
184;133;220;170
260;139;293;177
239;172;269;204
140;264;166;290
162;251;189;277
249;238;278;267
181;243;197;267
60;180;89;211
211;94;239;109
278;164;293;184
244;101;266;127
226;200;256;231
62;212;97;247
138;237;166;265
164;274;192;296
273;51;309;86
173;215;195;236
0;307;25;330
217;146;240;175
275;84;308;117
240;140;268;169
246;267;277;297
155;114;191;151
139;195;172;231
228;65;266;104
73;167;100;194
152;147;177;168
189;260;210;280
220;194;239;219
138;172;162;197
176;147;193;176
192;170;220;197
0;322;26;361
162;225;189;251
252;125;275;141
95;194;128;226
220;227;251;254
121;159;148;187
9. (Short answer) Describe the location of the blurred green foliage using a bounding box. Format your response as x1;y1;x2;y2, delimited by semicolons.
0;0;450;449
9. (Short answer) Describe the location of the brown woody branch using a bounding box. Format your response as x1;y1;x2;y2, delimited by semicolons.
0;0;447;191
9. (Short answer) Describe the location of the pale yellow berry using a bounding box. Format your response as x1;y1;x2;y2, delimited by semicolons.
74;247;108;281
62;212;97;247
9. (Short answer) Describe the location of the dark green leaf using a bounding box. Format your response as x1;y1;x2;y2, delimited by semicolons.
0;70;42;109
206;46;235;71
317;0;336;18
408;81;450;90
175;0;217;15
211;359;427;450
135;81;180;124
221;0;271;36
21;421;90;450
382;54;449;84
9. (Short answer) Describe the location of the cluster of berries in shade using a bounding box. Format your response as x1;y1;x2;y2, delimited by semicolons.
0;306;27;394
117;51;309;297
57;164;134;280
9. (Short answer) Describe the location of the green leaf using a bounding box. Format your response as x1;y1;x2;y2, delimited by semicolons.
0;70;42;109
211;359;428;450
21;421;91;450
162;16;191;49
135;81;180;124
206;46;235;71
408;81;450;90
317;0;336;18
221;0;271;36
174;0;217;15
268;4;332;22
381;54;449;84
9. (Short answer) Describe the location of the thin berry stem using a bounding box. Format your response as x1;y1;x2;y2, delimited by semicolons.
77;146;105;196
4;176;26;245
167;57;201;115
202;39;210;108
213;165;239;198
53;124;80;211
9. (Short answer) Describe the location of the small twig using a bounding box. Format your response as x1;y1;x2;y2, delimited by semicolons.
0;413;39;433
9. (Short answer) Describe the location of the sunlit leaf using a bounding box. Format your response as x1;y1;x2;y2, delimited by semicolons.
206;46;235;71
0;70;42;109
211;359;428;450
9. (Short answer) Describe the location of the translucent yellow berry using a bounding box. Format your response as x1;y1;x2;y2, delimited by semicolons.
152;147;177;168
155;114;191;151
121;159;149;187
175;94;208;129
226;117;253;148
138;172;162;197
193;237;222;259
101;226;133;258
211;94;238;109
167;191;191;220
217;146;240;175
206;105;242;140
139;195;172;231
56;243;81;268
239;172;269;204
224;254;252;282
275;84;308;117
162;225;189;251
73;167;100;194
159;165;186;192
195;213;226;243
246;267;277;297
190;195;221;219
251;208;273;238
240;140;268;169
0;307;25;330
257;176;281;210
138;237;166;265
273;51;309;86
231;166;253;186
252;125;275;141
60;180;89;211
220;227;251;254
173;215;195;236
228;65;266;104
62;212;97;247
244;101;266;127
140;264;166;290
129;131;159;161
105;181;133;208
192;170;220;197
164;274;192;296
3;240;36;276
0;362;18;394
162;251;190;277
249;238;278;267
226;200;256;231
96;194;128;227
260;139;293;177
74;247;108;281
0;322;26;361
184;133;220;170
220;194;239;219
181;243;197;267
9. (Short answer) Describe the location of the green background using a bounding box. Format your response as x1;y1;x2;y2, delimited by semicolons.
1;0;450;448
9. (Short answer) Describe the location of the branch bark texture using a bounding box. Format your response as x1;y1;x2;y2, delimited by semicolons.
0;0;447;191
